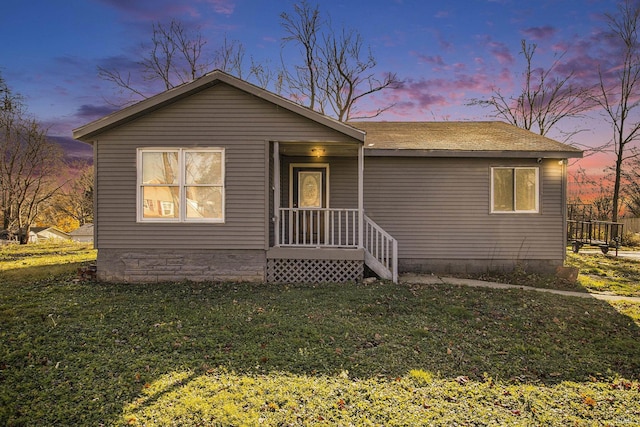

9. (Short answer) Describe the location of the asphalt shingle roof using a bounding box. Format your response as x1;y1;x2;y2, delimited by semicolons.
350;121;583;157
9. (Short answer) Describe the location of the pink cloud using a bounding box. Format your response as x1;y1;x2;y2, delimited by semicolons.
410;51;467;73
551;41;570;52
521;25;557;41
76;104;119;119
413;53;446;67
387;72;499;113
98;0;236;22
474;35;514;66
437;34;454;51
98;0;200;21
488;41;514;65
201;0;235;15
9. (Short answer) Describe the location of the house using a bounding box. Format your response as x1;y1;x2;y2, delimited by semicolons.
70;223;94;243
73;70;582;284
0;230;18;246
29;226;70;243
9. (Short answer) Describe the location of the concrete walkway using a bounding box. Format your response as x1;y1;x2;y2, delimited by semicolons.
400;273;640;303
577;249;640;260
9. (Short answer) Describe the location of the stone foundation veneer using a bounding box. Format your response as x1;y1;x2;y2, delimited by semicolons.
97;249;266;283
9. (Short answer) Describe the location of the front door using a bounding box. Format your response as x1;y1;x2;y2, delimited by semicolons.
290;164;328;244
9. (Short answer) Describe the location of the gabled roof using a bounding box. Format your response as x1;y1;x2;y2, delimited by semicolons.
73;70;365;142
30;226;70;238
70;223;94;236
351;121;583;158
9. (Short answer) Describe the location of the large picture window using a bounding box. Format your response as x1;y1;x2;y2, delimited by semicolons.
491;167;539;213
138;148;224;222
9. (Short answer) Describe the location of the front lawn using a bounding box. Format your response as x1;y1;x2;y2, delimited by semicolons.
473;251;640;297
0;240;95;283
566;252;640;297
0;243;639;425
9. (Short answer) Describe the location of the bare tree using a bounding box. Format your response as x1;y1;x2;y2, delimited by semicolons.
281;1;322;112
571;167;616;220
215;36;246;80
214;36;276;87
0;80;65;242
623;155;640;216
471;40;592;138
280;1;399;121
592;0;640;222
98;21;206;101
51;162;94;227
99;19;212;101
98;20;274;103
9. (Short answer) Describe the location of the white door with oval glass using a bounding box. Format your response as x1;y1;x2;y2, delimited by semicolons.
290;164;328;244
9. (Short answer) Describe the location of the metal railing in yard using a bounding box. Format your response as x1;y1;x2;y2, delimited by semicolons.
278;208;359;247
568;219;624;254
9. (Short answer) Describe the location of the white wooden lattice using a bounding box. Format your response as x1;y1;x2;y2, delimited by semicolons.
267;259;363;283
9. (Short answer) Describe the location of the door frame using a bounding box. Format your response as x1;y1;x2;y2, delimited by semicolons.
289;163;330;209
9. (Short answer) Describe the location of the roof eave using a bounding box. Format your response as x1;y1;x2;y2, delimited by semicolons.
73;70;365;143
364;148;584;159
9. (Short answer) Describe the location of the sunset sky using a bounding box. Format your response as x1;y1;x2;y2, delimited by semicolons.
0;0;627;178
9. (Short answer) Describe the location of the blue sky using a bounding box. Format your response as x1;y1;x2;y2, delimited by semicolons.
0;0;623;172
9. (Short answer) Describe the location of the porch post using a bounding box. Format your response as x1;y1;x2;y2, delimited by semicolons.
561;158;567;262
273;141;280;246
358;143;364;248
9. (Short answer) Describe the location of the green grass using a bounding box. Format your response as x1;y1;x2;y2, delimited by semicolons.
471;250;640;297
1;243;639;425
0;240;96;282
566;252;640;297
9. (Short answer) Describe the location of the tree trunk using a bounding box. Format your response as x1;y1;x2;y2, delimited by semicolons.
613;151;624;222
18;225;30;244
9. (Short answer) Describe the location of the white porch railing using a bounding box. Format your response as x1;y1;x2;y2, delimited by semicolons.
363;215;398;283
278;208;359;247
275;208;398;283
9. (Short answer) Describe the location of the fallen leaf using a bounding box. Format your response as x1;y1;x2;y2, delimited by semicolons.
583;395;597;408
455;376;469;385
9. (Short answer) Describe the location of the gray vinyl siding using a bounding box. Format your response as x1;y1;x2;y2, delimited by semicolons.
363;157;565;261
93;83;357;250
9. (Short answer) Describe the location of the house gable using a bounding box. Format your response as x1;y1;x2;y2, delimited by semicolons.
74;70;364;143
77;77;363;252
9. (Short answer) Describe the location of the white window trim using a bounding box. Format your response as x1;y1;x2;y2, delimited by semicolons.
137;147;225;223
490;166;539;214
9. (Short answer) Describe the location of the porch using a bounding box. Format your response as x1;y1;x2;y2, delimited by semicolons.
267;140;397;283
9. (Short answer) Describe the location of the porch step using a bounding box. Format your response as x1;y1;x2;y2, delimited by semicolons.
363;215;398;283
365;252;394;281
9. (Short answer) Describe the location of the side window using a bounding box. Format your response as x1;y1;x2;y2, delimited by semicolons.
491;167;539;213
138;148;225;222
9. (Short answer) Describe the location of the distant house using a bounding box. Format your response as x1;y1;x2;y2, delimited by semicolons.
0;230;18;245
29;227;70;243
73;70;582;284
70;223;94;243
